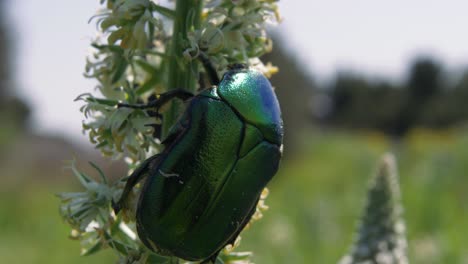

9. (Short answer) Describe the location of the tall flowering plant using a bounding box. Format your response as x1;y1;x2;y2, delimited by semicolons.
57;1;280;263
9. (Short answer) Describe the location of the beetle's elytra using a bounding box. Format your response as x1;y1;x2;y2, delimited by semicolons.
114;66;283;262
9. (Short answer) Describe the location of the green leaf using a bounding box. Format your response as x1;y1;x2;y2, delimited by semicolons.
82;241;104;256
103;232;132;255
111;59;128;84
95;140;109;149
137;75;160;95
146;254;178;264
221;251;252;261
91;43;125;54
135;59;158;74
144;50;168;58
150;3;176;19
88;161;108;184
108;28;127;45
76;93;120;107
70;160;93;187
100;16;119;31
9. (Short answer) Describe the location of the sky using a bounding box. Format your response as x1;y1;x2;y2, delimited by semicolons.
8;0;468;143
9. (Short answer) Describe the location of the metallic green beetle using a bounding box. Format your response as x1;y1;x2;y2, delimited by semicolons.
113;65;283;262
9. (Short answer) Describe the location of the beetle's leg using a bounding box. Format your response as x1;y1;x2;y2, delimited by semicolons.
146;109;163;119
144;123;162;139
118;91;191;140
198;52;220;86
117;89;194;110
200;252;220;264
198;72;208;91
112;154;162;214
144;109;164;139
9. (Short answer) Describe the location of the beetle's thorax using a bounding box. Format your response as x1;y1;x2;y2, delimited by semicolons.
217;69;283;145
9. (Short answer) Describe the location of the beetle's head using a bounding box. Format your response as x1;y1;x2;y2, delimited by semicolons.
217;68;283;145
227;63;248;71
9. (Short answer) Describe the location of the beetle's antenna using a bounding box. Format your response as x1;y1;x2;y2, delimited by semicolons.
198;52;220;86
117;89;194;110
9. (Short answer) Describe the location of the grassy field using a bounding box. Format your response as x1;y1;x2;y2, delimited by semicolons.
1;129;467;263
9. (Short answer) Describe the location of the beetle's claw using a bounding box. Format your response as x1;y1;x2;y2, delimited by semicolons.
144;123;163;139
111;199;122;214
147;109;163;119
117;102;135;109
201;251;220;264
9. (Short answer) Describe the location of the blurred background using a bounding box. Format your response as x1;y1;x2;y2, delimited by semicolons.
1;0;468;263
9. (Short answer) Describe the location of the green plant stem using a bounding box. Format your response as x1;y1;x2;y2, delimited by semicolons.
163;0;203;137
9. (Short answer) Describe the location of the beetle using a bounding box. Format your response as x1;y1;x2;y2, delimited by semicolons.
113;63;283;263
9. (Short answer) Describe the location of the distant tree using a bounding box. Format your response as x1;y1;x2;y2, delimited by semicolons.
0;0;11;100
328;73;373;127
327;73;405;134
370;82;406;135
450;71;468;120
395;57;444;135
324;57;456;137
407;57;443;102
423;70;468;127
0;0;30;131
